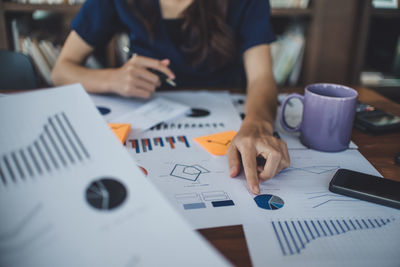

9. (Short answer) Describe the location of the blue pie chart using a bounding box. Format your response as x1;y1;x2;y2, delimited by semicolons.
97;106;111;115
254;194;284;210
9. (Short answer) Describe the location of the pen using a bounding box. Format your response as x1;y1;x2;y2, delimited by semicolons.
125;50;177;87
149;69;177;87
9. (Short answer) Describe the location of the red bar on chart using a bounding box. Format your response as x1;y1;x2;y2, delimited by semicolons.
166;136;176;149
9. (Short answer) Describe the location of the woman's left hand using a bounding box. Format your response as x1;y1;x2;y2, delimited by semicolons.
226;118;290;195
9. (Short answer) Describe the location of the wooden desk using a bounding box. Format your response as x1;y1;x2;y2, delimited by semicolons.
199;87;400;267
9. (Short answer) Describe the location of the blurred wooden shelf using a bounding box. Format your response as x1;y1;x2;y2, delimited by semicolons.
3;2;81;13
271;8;312;17
371;8;400;18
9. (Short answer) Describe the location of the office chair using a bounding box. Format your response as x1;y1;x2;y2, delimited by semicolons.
0;50;38;90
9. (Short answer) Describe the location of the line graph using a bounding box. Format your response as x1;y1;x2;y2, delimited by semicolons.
305;191;360;208
0;203;53;256
281;165;340;175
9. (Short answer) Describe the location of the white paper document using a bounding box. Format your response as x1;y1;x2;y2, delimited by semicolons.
228;149;397;219
243;215;400;267
230;149;400;267
124;91;243;229
0;84;229;267
117;97;190;133
89;93;147;121
87;90;399;266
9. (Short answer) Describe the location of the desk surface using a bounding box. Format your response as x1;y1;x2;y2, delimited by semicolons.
199;87;400;267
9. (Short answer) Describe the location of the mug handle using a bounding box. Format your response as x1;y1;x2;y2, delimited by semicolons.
279;93;304;132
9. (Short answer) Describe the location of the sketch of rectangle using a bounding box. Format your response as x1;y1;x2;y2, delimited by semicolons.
183;203;206;210
211;200;235;207
202;191;229;201
175;193;201;204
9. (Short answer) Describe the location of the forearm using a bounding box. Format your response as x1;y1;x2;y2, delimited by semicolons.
245;76;278;125
51;60;115;94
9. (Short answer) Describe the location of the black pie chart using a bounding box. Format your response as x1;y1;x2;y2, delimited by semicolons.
186;108;210;118
86;178;127;211
97;106;111;115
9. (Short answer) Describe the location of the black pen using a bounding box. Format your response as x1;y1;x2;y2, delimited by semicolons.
126;50;177;87
149;69;177;87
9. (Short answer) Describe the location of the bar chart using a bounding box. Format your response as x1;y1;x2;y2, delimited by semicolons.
175;190;235;210
126;135;190;154
149;122;225;131
271;217;394;256
0;112;90;186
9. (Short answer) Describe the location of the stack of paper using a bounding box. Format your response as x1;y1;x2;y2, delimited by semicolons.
0;84;229;267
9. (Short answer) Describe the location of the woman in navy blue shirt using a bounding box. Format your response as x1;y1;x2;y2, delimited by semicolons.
52;0;290;194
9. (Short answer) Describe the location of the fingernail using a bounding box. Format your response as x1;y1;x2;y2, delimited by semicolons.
229;166;237;177
251;185;260;195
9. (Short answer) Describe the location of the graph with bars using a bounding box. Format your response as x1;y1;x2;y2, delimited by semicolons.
126;135;190;153
271;217;394;256
0;112;90;186
149;122;225;131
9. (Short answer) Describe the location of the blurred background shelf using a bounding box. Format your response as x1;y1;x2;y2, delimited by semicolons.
3;2;81;13
0;0;399;103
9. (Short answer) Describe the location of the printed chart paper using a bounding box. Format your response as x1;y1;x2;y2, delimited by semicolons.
0;84;229;267
243;216;400;267
123;91;244;229
228;149;395;220
117;97;190;133
89;93;146;121
91;90;399;266
232;149;400;267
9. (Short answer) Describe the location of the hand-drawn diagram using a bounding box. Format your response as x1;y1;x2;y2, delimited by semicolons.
169;164;210;181
305;191;360;208
282;165;340;175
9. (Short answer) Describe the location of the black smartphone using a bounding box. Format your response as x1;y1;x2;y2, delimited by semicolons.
354;102;400;134
329;168;400;209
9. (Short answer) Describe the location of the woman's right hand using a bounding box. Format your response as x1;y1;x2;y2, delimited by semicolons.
109;54;175;98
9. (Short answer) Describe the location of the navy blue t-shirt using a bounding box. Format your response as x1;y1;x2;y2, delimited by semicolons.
71;0;275;88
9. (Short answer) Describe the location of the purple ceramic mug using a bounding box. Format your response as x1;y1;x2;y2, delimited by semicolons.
279;83;358;152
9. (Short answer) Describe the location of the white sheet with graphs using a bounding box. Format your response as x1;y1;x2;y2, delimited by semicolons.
0;84;229;267
90;90;400;266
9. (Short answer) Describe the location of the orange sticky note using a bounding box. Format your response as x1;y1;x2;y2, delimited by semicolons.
108;123;131;144
193;131;237;156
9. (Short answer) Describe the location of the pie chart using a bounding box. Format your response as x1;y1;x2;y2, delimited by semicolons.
138;165;148;176
254;194;284;210
97;106;111;115
186;108;210;118
86;178;127;211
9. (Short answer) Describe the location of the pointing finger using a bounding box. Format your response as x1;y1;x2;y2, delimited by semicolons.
240;147;260;194
226;144;241;177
